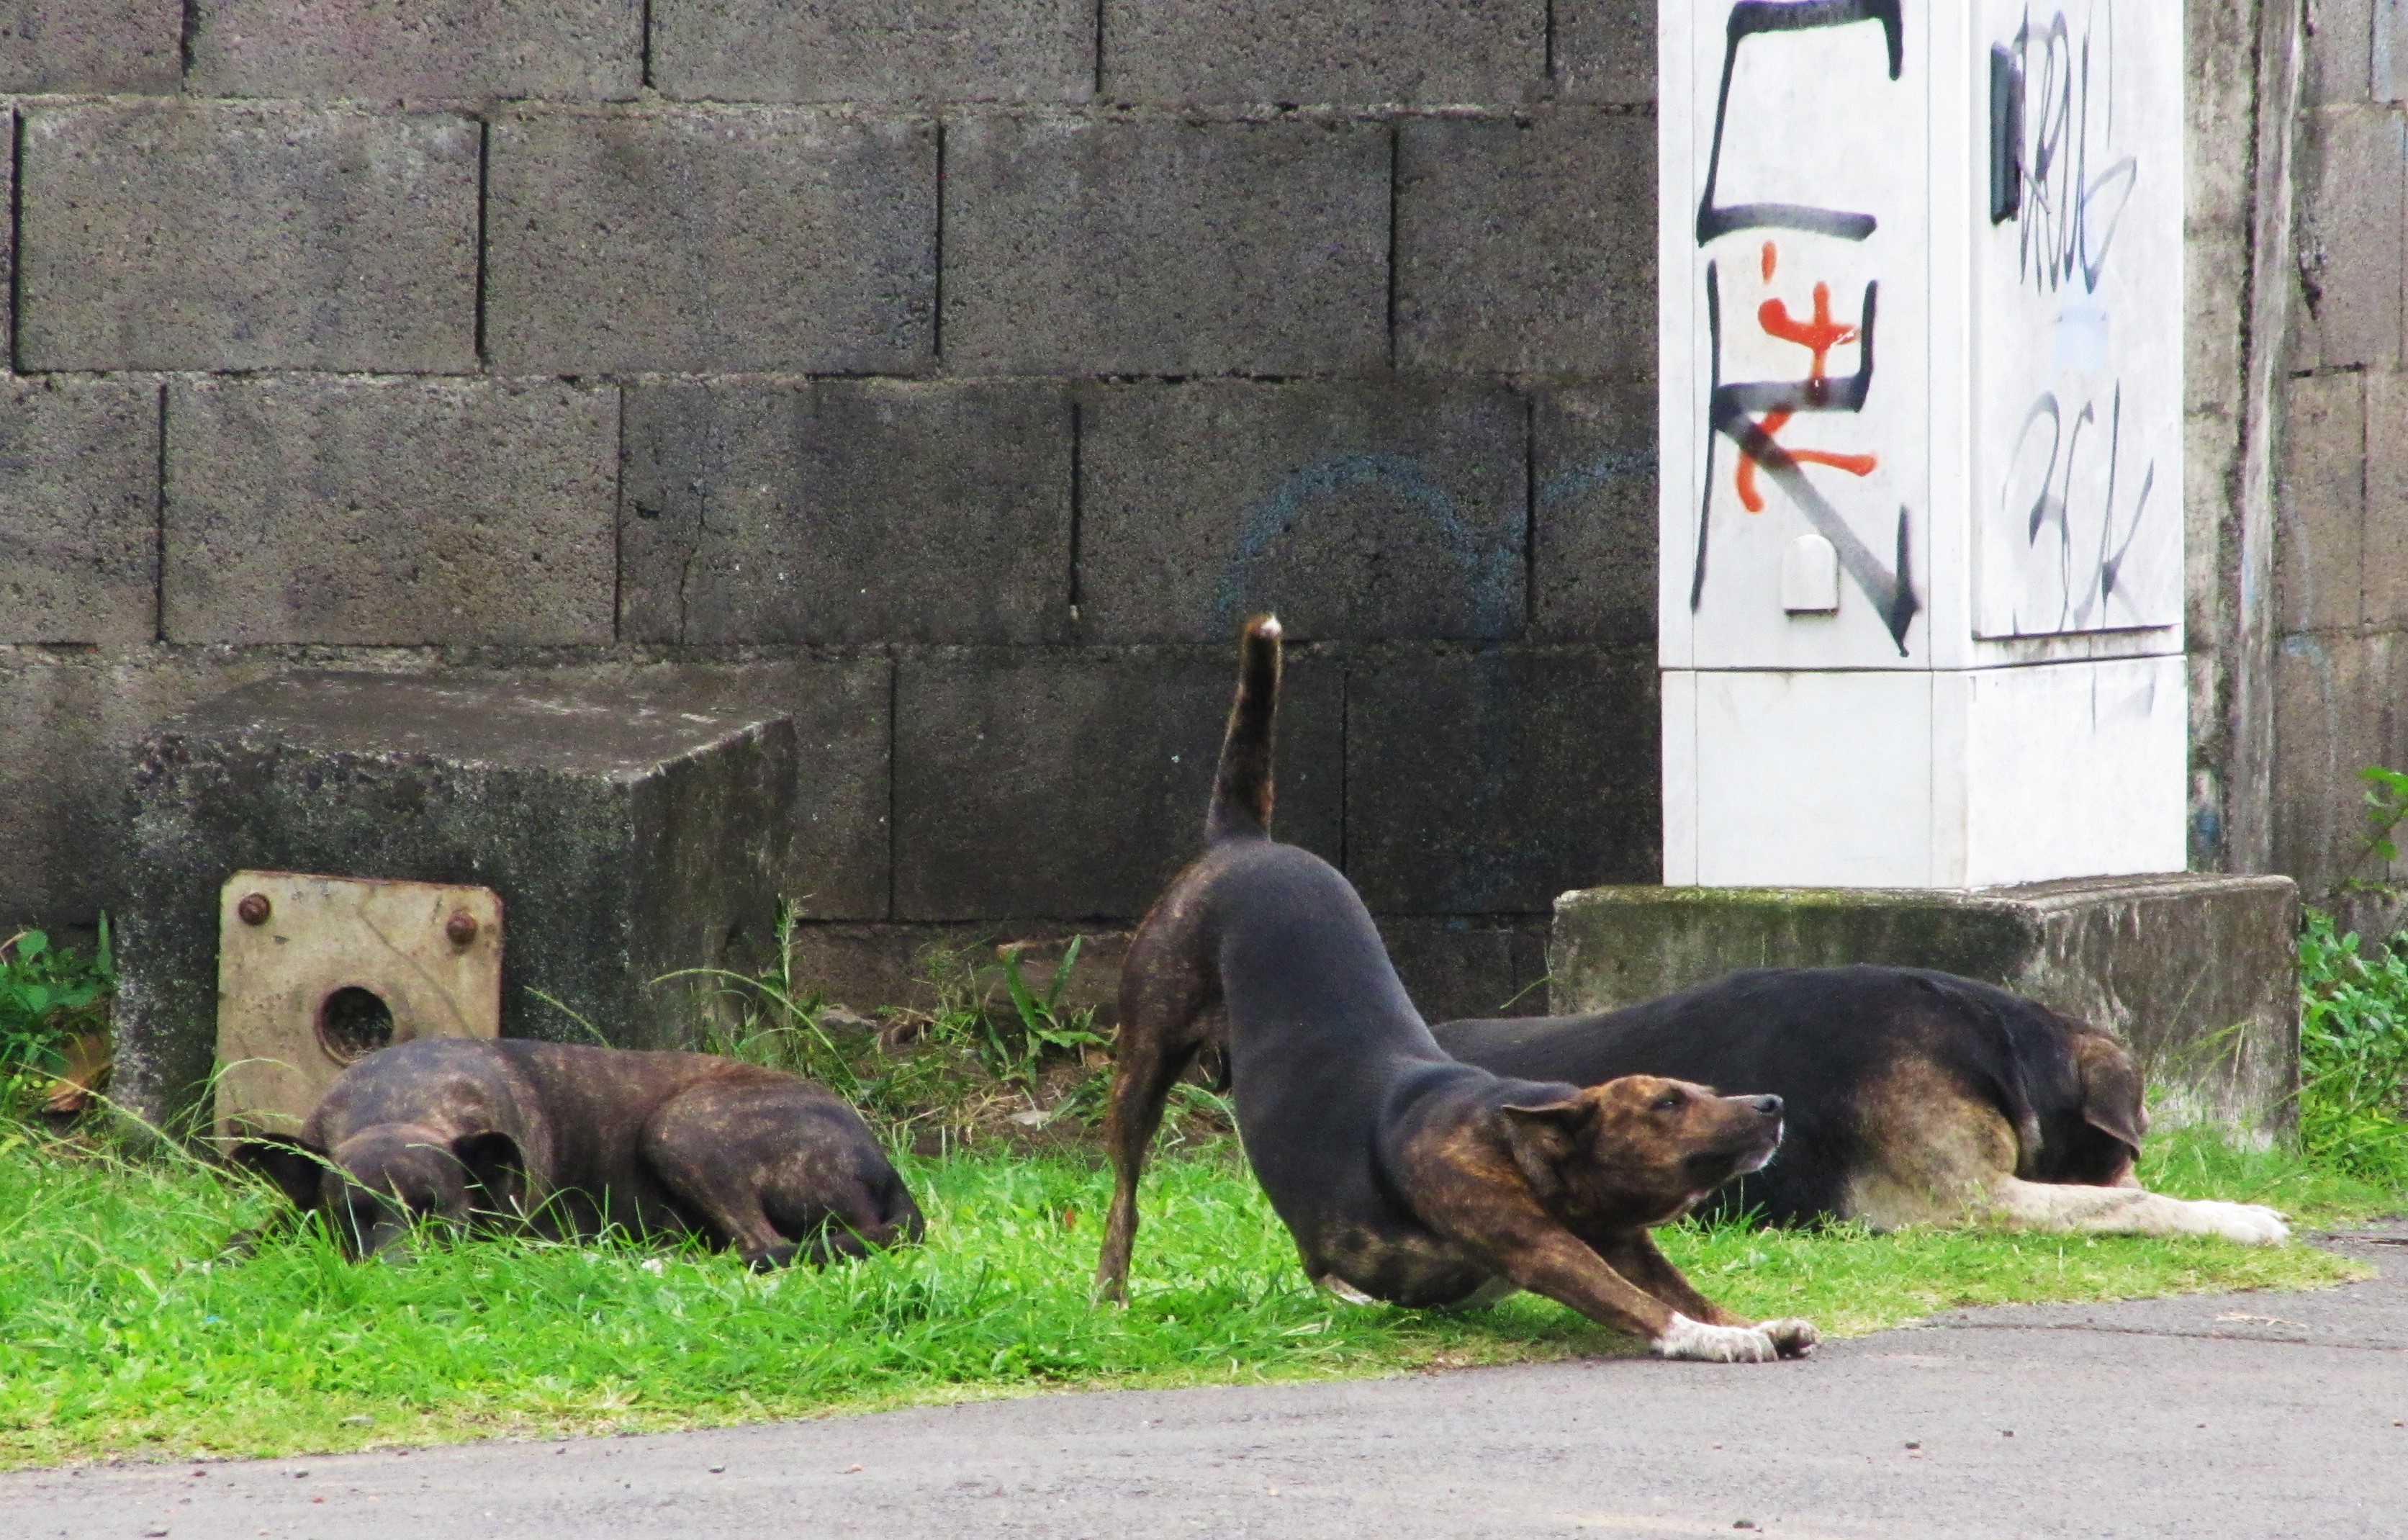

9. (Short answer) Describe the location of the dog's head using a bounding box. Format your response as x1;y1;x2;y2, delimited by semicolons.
2064;1029;2147;1186
1500;1075;1785;1228
233;1125;526;1259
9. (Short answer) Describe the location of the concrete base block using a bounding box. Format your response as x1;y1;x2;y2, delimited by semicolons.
1548;874;2301;1134
117;672;793;1127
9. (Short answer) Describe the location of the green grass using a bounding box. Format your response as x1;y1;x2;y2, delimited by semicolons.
0;1124;2373;1470
2299;911;2408;1184
0;923;111;1115
4;909;2404;1469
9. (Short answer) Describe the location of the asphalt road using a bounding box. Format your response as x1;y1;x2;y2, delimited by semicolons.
11;1226;2407;1540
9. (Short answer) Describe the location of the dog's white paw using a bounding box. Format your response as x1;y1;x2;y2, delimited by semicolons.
1652;1313;1778;1364
2191;1200;2290;1246
1755;1318;1820;1358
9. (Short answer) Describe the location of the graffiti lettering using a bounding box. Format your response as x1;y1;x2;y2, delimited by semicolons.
1995;4;2136;294
1695;259;1918;652
1734;242;1881;513
1985;1;2160;637
1999;384;2155;632
1697;0;1905;245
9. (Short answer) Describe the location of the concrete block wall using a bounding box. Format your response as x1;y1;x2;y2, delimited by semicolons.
0;0;1661;1024
2271;0;2408;902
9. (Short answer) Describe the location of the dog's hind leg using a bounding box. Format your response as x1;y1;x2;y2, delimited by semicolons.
762;1178;908;1269
638;1094;803;1266
1093;978;1222;1305
1980;1178;2290;1245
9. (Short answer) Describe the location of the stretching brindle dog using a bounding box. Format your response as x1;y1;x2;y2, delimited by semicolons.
1095;616;1816;1362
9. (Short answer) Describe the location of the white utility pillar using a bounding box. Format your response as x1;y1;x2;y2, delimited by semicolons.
1658;0;2187;888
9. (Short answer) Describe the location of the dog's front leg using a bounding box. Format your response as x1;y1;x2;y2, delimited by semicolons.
1585;1228;1736;1321
1492;1227;1790;1362
1982;1178;2289;1245
1587;1231;1818;1359
1424;1189;1787;1362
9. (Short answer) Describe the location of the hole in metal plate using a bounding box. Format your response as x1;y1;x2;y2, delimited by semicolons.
317;986;396;1066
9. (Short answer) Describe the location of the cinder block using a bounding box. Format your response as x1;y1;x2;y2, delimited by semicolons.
2273;369;2366;634
652;0;1091;103
669;659;890;922
163;378;617;647
2290;106;2406;374
487;109;937;374
188;0;641;99
1397;111;1655;376
0;378;161;646
2381;0;2408;103
2365;373;2408;629
893;650;1343;921
117;673;795;1123
1378;917;1549;1025
1347;647;1658;914
2271;631;2408;893
1533;382;1656;644
0;646;300;928
477;657;895;921
621;381;1072;645
1553;0;1652;104
0;0;179;92
19;104;478;373
781;922;1131;1022
1076;379;1526;643
942;116;1388;375
2309;0;2376;105
1099;0;1543;104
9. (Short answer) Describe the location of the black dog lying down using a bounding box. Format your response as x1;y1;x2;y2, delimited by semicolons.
233;1037;923;1266
1096;616;1816;1362
1437;967;2286;1245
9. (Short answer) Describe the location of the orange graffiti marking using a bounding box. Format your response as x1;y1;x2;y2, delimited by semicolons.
1736;242;1880;513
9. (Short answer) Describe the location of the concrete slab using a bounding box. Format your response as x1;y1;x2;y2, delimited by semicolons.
1549;875;2301;1133
116;672;794;1129
9;1226;2404;1539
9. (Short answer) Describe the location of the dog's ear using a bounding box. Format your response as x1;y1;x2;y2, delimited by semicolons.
2069;1030;2147;1156
451;1131;528;1216
230;1136;330;1211
1499;1092;1600;1165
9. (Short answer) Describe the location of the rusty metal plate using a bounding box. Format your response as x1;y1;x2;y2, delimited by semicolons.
215;871;502;1138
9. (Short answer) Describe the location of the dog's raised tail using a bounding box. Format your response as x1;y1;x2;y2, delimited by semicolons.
1206;614;1282;843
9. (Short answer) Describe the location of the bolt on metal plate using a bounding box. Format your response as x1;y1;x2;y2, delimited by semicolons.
215;871;503;1140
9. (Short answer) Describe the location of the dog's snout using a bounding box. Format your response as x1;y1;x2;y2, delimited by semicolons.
1751;1094;1783;1118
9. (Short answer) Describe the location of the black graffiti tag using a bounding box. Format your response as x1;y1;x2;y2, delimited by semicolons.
2001;384;2155;633
1992;4;2137;293
1696;0;1906;246
1692;261;1921;653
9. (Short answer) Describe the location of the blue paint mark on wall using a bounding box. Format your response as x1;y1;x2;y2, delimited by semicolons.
1214;443;1656;911
1212;453;1523;637
1536;448;1659;513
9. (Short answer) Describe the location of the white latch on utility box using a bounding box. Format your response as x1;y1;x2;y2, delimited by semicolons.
1781;533;1841;615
